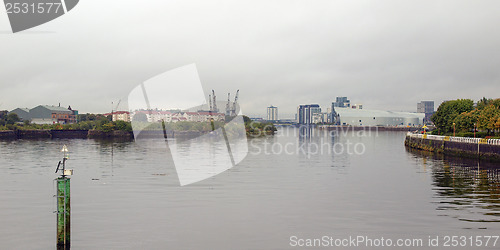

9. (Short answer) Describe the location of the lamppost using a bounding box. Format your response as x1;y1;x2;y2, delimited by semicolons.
453;122;456;137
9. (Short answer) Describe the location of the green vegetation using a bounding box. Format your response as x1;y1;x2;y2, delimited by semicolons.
131;120;225;133
243;115;277;136
431;98;500;137
0;113;132;132
132;115;276;136
0;113;20;127
0;112;276;136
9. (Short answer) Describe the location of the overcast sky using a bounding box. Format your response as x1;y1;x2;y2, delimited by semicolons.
1;0;500;118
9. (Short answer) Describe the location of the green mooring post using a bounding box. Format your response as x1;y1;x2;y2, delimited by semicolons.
56;177;70;248
55;145;72;249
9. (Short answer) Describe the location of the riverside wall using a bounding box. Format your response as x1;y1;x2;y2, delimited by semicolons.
0;129;220;140
319;125;417;131
0;130;133;140
0;130;16;139
405;134;500;161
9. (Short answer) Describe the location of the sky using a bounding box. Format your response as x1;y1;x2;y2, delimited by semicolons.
1;0;500;119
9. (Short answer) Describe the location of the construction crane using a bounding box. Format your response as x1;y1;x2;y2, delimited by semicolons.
208;94;213;111
212;90;218;113
225;93;231;116
113;100;121;112
231;89;239;116
111;99;121;121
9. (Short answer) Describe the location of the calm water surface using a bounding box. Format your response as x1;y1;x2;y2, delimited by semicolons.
0;128;499;249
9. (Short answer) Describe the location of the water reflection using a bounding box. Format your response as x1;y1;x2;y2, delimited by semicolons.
407;148;500;223
93;139;135;177
3;131;500;249
298;125;314;144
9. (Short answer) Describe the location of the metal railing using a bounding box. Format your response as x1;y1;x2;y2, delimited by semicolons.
407;132;500;146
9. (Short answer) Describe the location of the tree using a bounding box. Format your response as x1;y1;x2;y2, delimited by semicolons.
6;113;20;125
78;113;89;121
476;97;492;110
453;110;478;132
490;98;500;109
431;99;474;133
98;122;114;132
477;104;500;134
191;121;209;132
242;115;251;124
114;120;132;132
174;121;192;131
95;114;109;121
77;121;94;130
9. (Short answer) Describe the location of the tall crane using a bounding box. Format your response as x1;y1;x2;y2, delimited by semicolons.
111;99;121;121
231;89;239;116
212;90;218;113
114;100;121;112
225;93;231;116
208;94;213;111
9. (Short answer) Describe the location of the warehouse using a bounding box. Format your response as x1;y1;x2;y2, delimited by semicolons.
335;108;424;126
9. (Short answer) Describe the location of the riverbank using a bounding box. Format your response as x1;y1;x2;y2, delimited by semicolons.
405;133;500;161
319;125;420;131
0;129;134;140
0;128;272;140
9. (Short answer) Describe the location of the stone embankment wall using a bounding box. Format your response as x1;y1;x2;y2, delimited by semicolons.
405;133;500;161
0;130;133;140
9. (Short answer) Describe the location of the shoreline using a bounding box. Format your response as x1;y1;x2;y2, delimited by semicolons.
0;129;134;140
0;129;273;140
405;133;500;162
318;125;420;131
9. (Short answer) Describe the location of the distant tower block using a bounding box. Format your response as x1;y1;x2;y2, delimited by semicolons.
417;101;434;123
267;106;278;121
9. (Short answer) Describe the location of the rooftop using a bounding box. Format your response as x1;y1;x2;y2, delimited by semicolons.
37;105;73;112
335;108;424;118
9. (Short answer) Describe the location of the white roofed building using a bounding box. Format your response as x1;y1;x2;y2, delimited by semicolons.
335;108;424;126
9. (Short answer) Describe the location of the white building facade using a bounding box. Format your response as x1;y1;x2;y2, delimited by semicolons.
335;108;424;126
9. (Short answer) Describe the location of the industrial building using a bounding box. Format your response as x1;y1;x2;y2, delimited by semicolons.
333;97;350;108
9;108;30;121
417;101;434;123
312;112;329;124
9;105;78;124
335;108;424;126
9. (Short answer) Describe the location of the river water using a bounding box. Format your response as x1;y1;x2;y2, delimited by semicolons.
0;127;499;249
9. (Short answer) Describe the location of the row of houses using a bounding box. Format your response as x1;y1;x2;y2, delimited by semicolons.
103;111;132;122
9;105;78;124
7;104;225;125
132;110;225;123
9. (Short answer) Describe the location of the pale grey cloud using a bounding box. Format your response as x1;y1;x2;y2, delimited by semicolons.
1;0;499;118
